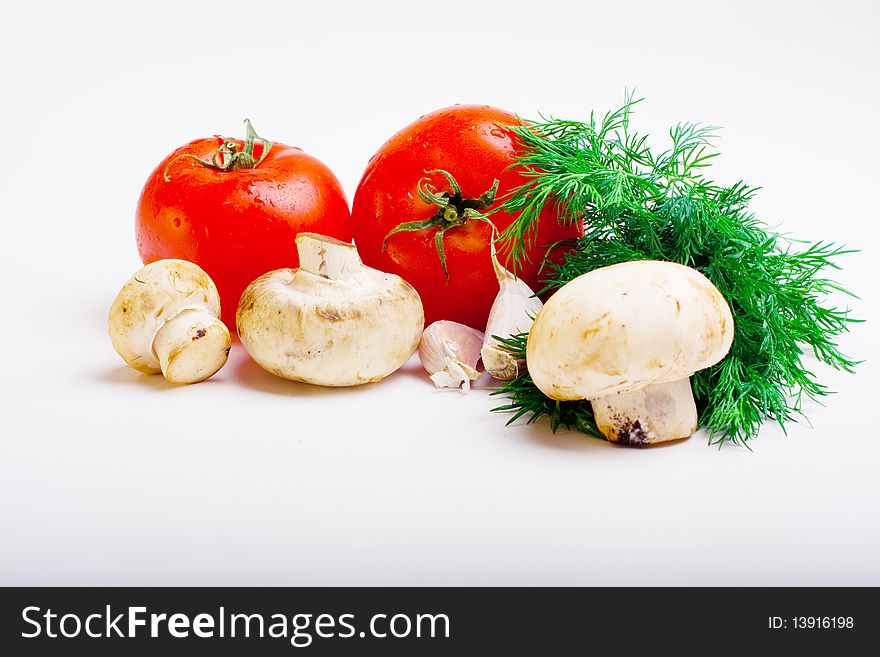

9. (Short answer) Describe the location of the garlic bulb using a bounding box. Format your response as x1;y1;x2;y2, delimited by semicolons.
419;321;485;390
481;249;543;380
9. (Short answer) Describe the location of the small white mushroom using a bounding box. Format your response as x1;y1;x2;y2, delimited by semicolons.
527;261;734;445
419;320;485;390
236;233;424;387
480;249;543;380
108;259;231;384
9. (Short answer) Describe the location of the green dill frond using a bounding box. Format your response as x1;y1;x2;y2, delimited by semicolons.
490;334;599;437
492;98;860;445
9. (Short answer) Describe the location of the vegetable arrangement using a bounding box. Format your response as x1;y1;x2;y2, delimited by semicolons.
108;99;858;449
490;98;859;445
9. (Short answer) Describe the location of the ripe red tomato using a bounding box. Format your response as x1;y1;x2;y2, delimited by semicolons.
136;122;352;325
352;105;582;329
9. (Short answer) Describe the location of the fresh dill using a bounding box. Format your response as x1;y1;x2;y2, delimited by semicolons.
492;98;859;445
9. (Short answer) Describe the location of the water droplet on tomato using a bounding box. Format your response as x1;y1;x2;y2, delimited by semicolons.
173;217;181;228
489;128;506;139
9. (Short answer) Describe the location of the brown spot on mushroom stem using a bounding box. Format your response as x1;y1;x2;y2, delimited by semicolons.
615;420;651;446
193;328;207;341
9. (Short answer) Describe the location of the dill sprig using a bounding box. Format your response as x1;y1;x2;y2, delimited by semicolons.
491;333;600;436
492;98;860;445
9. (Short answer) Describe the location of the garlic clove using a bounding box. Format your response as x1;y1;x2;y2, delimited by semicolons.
419;320;485;391
429;361;479;389
481;344;520;381
481;248;543;380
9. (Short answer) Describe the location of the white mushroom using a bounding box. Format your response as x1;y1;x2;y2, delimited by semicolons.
237;233;424;387
108;259;231;384
526;261;734;445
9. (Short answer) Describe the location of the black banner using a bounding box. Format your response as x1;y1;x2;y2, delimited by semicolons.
0;587;874;654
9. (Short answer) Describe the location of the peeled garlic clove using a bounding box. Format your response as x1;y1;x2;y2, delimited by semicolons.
419;320;485;390
481;248;543;380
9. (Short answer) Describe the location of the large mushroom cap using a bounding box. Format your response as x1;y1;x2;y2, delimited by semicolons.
108;259;222;374
527;260;734;401
236;234;424;387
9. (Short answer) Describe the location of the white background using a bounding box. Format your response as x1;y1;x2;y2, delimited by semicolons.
1;0;877;585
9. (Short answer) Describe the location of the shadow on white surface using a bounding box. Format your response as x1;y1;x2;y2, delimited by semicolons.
90;365;183;391
230;349;427;397
508;419;694;453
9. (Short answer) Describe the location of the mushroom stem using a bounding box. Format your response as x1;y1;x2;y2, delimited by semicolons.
590;377;698;445
152;308;231;384
296;233;361;280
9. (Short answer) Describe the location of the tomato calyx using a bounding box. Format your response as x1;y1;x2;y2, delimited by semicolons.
163;119;272;181
382;169;499;280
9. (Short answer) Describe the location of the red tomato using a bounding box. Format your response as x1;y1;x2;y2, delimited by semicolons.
136;122;352;325
352;105;582;329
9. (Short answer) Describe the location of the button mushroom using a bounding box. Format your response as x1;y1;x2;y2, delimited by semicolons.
236;233;424;387
526;261;734;445
108;259;232;384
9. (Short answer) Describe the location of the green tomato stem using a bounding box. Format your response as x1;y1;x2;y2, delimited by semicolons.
162;119;272;181
382;169;500;281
